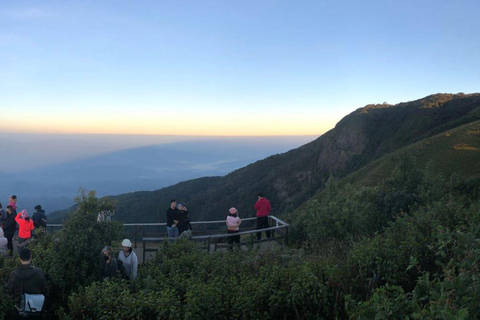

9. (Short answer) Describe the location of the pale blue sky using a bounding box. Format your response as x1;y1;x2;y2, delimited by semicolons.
1;0;479;135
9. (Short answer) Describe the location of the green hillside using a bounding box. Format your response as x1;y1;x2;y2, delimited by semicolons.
341;119;480;188
50;93;480;223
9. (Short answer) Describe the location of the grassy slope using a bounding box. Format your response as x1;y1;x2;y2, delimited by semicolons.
298;119;480;210
344;120;480;187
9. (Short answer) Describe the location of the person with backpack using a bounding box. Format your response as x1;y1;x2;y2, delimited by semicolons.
101;246;119;279
6;248;47;317
226;207;242;251
3;205;17;256
32;205;47;229
16;210;34;250
117;239;138;281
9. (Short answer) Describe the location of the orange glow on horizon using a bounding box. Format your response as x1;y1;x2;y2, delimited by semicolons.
4;110;341;136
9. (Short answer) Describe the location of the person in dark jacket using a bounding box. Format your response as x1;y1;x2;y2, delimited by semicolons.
3;205;17;256
254;192;272;240
177;203;192;235
32;205;47;229
6;248;47;304
166;200;180;238
101;246;118;279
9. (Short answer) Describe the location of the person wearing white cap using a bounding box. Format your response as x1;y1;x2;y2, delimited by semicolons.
118;239;138;281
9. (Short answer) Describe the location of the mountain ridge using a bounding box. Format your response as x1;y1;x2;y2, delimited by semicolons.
50;93;480;223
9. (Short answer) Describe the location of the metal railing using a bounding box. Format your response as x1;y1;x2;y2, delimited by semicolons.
142;216;289;262
47;215;289;262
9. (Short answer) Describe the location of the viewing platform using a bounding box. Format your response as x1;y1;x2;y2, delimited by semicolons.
47;215;289;263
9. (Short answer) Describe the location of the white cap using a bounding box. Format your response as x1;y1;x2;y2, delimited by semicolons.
121;239;132;247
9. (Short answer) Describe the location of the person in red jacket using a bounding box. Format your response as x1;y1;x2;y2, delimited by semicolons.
254;192;271;240
15;209;34;249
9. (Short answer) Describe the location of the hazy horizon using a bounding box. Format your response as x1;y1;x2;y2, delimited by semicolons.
0;133;317;172
0;134;317;212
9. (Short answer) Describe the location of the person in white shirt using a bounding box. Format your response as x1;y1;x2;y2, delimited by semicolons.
117;239;138;281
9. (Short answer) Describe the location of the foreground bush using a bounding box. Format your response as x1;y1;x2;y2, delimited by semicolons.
292;157;480;318
64;242;341;319
61;280;181;320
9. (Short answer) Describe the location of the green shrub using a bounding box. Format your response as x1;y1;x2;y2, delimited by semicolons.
64;280;181;320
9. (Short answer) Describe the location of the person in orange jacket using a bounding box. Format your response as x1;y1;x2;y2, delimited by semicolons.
15;210;34;249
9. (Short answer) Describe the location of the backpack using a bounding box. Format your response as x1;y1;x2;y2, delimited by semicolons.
18;278;45;317
117;259;129;280
19;293;45;317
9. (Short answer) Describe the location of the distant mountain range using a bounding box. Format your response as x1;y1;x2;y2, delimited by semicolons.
50;93;480;223
0;137;313;213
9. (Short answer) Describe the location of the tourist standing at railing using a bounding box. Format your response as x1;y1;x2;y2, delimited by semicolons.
118;239;138;281
166;200;180;238
32;205;47;229
226;207;242;250
254;193;271;240
177;203;192;236
16;210;34;250
3;205;16;256
97;211;105;222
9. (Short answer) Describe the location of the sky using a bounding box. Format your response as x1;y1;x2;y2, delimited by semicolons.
1;0;479;136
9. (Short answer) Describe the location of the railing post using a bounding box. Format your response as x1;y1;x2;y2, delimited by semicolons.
207;237;211;253
143;236;146;263
284;226;289;246
134;226;138;249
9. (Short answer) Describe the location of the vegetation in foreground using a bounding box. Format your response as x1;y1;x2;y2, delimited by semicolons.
1;157;479;319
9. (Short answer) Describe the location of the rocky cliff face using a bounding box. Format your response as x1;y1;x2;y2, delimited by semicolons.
317;120;369;172
267;92;480;209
